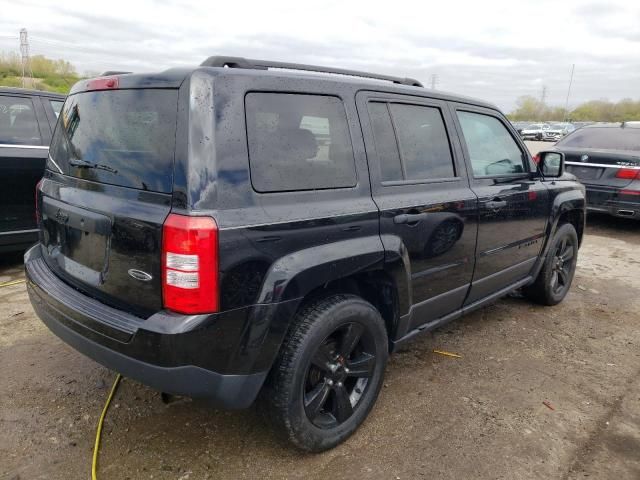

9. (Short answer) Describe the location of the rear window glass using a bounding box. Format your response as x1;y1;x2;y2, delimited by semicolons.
557;127;640;151
0;95;42;145
49;89;178;193
245;93;356;192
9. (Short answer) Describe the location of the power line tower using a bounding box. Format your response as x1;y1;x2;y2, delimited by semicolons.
19;28;34;89
429;74;439;90
540;85;547;105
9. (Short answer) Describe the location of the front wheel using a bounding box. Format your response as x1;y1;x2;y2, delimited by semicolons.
524;223;578;305
262;294;388;452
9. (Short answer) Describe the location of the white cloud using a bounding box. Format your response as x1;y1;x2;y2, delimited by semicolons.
1;0;639;111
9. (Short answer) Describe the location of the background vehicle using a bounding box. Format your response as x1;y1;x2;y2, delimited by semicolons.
0;88;65;252
555;122;640;219
521;123;549;140
25;57;585;452
543;123;576;142
510;121;531;135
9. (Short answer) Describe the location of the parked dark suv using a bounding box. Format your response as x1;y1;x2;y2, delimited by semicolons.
26;57;585;451
0;87;65;252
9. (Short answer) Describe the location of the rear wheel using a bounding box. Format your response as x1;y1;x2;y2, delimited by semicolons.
262;294;388;452
524;223;578;305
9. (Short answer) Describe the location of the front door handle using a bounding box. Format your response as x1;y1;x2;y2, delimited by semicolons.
394;212;429;224
485;199;507;210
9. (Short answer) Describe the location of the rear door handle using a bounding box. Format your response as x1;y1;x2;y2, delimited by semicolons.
394;213;429;224
485;199;507;210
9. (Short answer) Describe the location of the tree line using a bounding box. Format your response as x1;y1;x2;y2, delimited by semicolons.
0;52;80;93
508;95;640;123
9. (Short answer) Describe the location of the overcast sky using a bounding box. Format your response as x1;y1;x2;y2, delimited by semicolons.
1;0;639;111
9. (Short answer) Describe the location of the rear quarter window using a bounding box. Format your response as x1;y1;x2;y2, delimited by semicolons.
245;93;357;192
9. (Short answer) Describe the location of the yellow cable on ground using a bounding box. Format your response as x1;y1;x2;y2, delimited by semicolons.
92;373;122;480
0;279;25;288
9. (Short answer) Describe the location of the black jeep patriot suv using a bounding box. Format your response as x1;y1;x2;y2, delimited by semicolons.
26;57;585;451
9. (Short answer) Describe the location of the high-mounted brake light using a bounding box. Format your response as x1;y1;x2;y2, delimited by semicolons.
85;76;119;91
162;214;219;314
615;168;640;180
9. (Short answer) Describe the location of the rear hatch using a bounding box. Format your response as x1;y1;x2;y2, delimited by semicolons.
40;86;179;316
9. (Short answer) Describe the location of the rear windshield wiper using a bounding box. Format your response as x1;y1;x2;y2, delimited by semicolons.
69;159;118;174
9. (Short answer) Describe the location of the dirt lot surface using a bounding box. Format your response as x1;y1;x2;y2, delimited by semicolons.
1;142;639;479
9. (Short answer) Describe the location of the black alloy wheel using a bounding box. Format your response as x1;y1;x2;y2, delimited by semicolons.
303;322;377;428
262;294;388;452
549;236;574;297
524;223;578;305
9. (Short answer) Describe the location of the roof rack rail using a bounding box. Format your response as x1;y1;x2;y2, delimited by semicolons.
200;56;423;87
100;71;132;76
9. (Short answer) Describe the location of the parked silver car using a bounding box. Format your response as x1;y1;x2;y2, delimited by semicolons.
543;123;576;142
521;123;548;140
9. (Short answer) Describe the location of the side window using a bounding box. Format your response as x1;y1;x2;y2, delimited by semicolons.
0;96;42;145
245;93;356;192
456;111;526;177
389;104;455;180
368;102;403;181
50;100;64;119
369;102;455;182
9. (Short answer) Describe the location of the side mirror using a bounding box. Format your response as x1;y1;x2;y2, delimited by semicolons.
537;151;564;178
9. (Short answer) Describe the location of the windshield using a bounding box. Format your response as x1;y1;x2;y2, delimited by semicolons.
557;127;640;152
48;89;178;193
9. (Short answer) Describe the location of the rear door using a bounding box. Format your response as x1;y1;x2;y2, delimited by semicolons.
0;93;48;244
40;87;179;316
451;105;549;304
357;91;478;333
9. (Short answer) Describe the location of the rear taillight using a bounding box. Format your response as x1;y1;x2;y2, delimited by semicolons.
35;178;43;222
85;76;119;91
162;214;219;314
615;168;640;180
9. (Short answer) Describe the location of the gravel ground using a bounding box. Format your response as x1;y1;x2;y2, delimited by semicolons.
1;141;638;479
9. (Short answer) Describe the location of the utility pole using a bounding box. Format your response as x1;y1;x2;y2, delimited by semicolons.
19;28;34;89
429;74;439;90
563;64;575;122
539;85;547;121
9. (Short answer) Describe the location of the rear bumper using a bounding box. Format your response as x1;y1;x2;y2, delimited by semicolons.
25;245;296;408
585;186;640;219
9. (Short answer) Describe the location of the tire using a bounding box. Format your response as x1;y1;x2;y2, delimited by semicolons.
524;223;578;305
261;294;388;452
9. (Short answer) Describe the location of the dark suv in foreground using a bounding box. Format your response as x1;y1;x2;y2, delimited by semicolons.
26;57;585;451
0;87;65;252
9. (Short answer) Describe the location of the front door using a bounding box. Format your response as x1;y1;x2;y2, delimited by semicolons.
451;105;549;304
357;92;478;336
